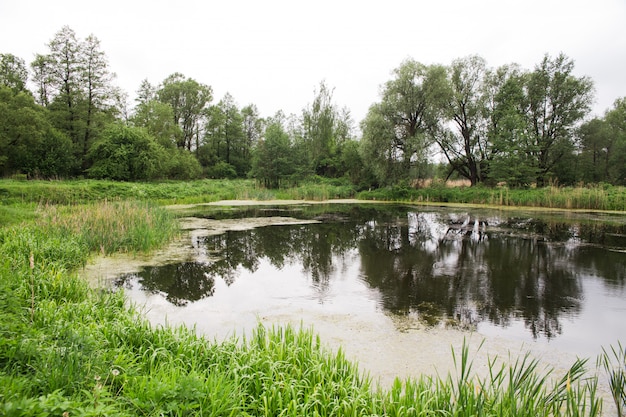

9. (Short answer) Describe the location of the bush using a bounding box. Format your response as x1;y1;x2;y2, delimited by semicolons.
86;124;164;181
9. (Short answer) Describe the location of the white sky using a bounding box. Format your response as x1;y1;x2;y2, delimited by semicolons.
1;0;625;129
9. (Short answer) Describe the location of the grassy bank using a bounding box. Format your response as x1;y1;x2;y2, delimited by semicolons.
1;198;624;415
357;183;626;211
0;178;357;206
1;179;625;211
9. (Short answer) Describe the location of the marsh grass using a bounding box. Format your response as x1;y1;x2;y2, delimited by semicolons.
381;341;601;417
0;178;358;205
598;342;626;416
35;200;179;256
358;183;626;211
3;178;625;210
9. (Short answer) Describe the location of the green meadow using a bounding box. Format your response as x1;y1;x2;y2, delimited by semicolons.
1;179;625;416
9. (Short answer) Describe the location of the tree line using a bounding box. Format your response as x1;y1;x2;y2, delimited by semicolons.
1;26;624;188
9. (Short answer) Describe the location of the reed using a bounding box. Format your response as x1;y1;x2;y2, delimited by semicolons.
34;200;179;255
598;342;626;416
380;341;601;417
358;183;626;211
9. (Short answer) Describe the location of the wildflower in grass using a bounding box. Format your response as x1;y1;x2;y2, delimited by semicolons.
111;368;120;376
94;375;101;382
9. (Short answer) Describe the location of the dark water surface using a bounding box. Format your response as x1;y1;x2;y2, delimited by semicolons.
116;204;626;356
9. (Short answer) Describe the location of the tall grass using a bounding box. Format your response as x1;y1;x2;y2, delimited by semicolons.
358;184;626;211
598;342;626;416
380;341;601;417
35;200;179;255
0;178;357;205
3;178;624;210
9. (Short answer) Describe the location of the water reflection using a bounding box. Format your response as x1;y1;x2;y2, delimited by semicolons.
116;205;626;340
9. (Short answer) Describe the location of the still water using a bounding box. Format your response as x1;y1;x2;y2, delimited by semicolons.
114;203;626;363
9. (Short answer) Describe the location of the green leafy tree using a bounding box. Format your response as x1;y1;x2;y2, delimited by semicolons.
361;60;446;185
434;55;490;186
157;73;212;151
241;104;263;164
202;93;248;176
41;26;84;152
0;85;74;177
81;34;115;160
0;53;28;93
86;124;164;181
302;81;336;175
132;99;182;148
302;81;354;177
604;97;626;184
360;103;402;186
30;53;54;106
578;118;611;183
485;65;537;186
525;53;594;186
339;138;371;187
250;113;293;188
163;148;203;180
31;26;118;171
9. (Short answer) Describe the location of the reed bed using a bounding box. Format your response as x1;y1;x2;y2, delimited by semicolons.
34;200;179;255
1;193;624;416
358;184;626;211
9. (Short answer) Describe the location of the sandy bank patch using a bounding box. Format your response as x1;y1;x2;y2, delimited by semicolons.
166;199;387;210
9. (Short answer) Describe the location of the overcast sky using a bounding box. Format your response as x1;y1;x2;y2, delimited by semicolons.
1;0;625;128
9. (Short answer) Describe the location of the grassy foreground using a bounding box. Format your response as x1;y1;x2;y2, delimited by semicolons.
0;188;624;415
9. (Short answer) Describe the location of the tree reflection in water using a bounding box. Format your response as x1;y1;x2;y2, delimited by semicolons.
115;205;626;339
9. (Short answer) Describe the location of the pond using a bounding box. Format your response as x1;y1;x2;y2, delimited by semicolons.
90;202;626;385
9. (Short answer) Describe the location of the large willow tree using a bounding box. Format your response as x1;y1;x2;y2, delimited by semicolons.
360;59;446;185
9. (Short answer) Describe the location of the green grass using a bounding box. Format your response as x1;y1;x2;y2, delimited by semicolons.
0;178;358;205
3;178;624;210
357;183;626;211
0;192;624;416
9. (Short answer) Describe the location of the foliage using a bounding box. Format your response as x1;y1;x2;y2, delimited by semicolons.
157;72;213;151
250;116;295;188
163;148;203;180
31;26;118;172
525;53;594;186
579;98;626;185
86;124;164;181
435;55;490;186
0;86;75;178
302;81;355;177
0;53;28;93
1;26;624;191
361;59;447;186
203;93;249;176
131;99;182;148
